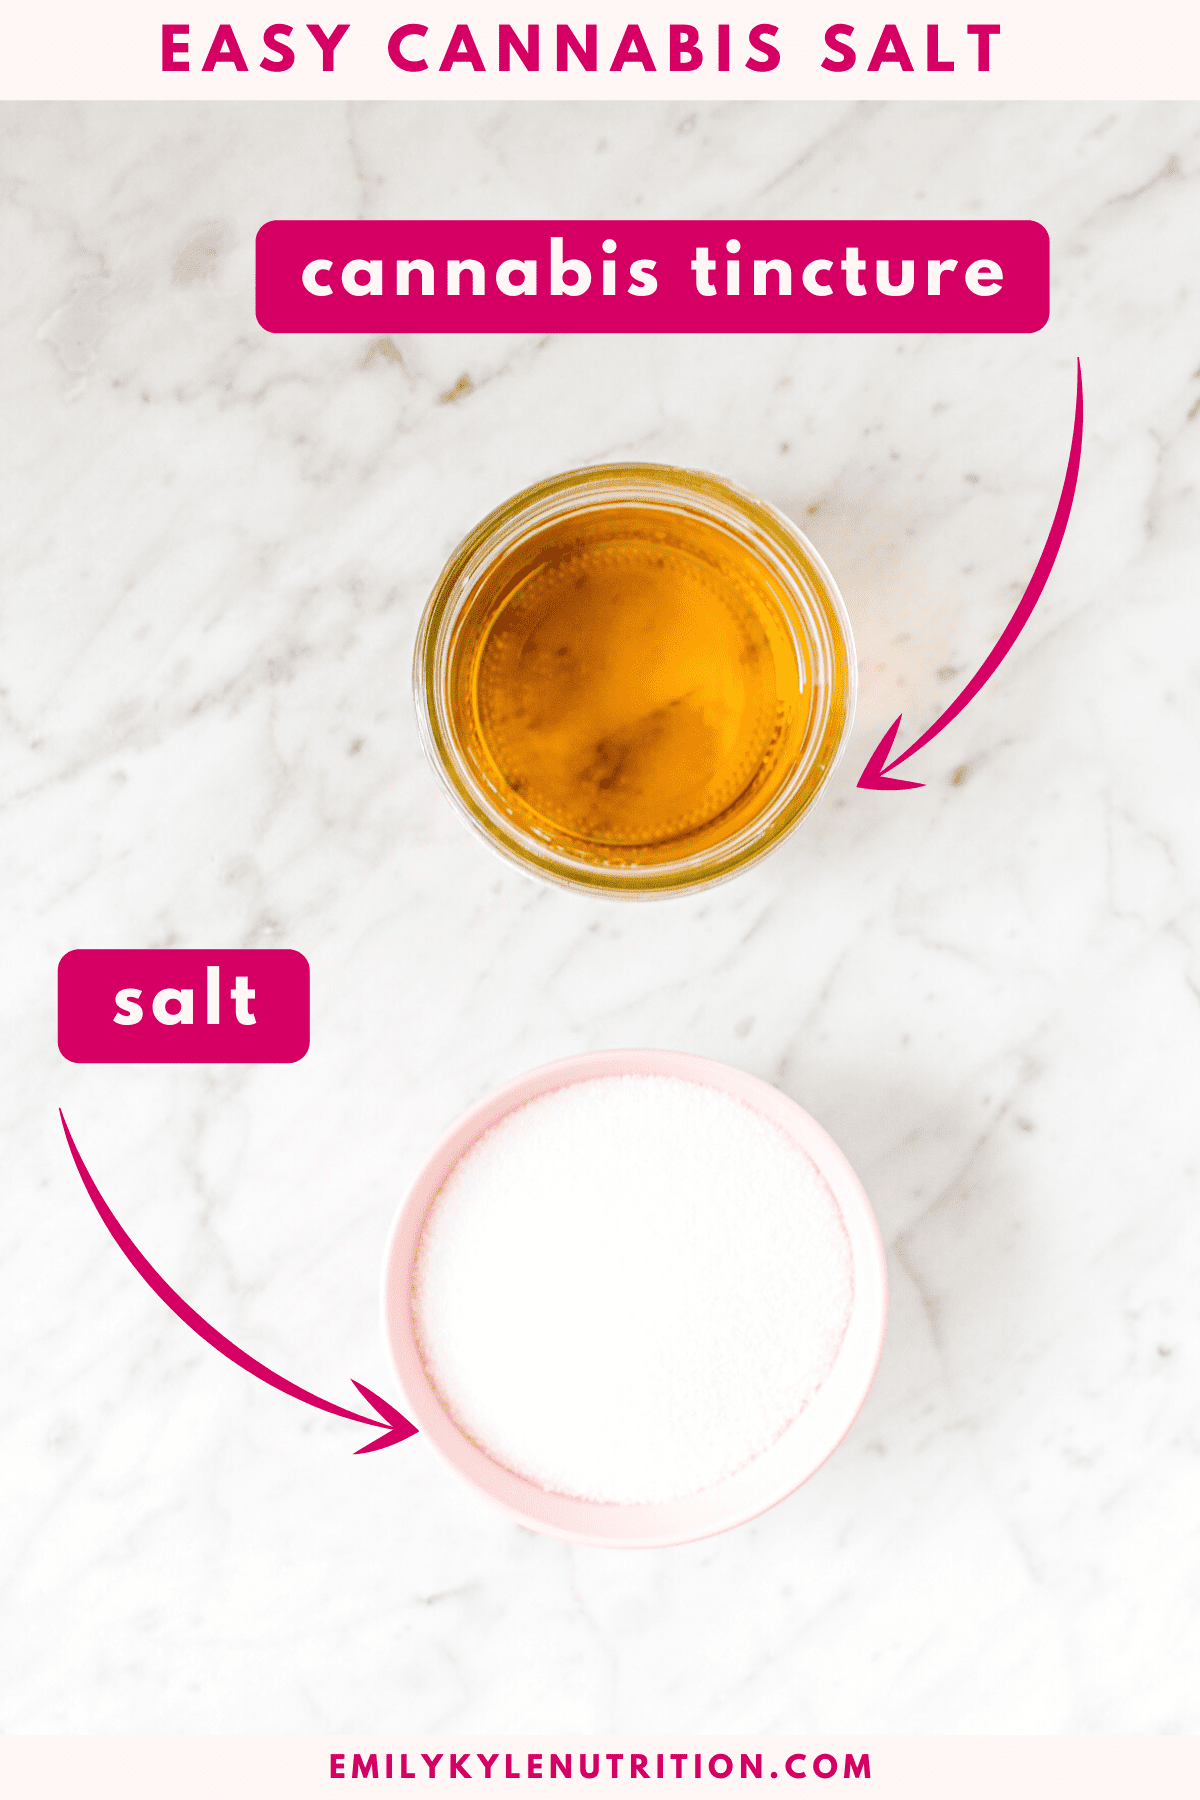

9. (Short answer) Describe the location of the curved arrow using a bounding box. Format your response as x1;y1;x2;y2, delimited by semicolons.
858;358;1083;791
59;1111;417;1454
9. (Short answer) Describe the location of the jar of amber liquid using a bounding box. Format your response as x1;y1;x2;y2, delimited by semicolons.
414;464;856;897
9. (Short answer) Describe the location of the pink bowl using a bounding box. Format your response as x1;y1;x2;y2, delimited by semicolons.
381;1049;888;1548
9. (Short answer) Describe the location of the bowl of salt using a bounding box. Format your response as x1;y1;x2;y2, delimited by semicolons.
381;1049;887;1547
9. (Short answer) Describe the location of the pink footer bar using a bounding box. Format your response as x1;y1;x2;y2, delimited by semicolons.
3;1737;1195;1798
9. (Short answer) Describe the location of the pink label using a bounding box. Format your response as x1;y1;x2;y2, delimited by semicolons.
58;949;309;1064
255;218;1049;334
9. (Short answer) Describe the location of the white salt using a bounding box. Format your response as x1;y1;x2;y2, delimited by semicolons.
411;1074;854;1505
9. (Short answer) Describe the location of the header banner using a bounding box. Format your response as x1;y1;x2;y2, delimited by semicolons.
5;3;1200;98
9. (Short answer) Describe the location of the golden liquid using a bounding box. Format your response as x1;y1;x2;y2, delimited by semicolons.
449;505;815;867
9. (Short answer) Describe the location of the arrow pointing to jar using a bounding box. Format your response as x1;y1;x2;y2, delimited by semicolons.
59;1111;417;1453
858;358;1083;792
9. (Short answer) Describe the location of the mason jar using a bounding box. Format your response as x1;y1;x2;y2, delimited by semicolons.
413;462;856;897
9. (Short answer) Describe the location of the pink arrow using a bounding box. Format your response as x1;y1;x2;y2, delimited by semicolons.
60;1111;417;1454
858;358;1083;792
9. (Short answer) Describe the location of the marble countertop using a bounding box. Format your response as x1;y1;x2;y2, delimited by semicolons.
2;99;1199;1735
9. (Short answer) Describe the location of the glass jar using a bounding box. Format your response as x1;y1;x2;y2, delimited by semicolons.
413;463;856;897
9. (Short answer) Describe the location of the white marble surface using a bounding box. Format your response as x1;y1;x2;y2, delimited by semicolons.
2;101;1199;1736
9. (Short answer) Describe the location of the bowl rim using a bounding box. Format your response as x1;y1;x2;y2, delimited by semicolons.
380;1048;888;1549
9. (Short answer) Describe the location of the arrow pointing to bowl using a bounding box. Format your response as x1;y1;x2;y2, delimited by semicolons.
858;358;1084;792
59;1111;417;1454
